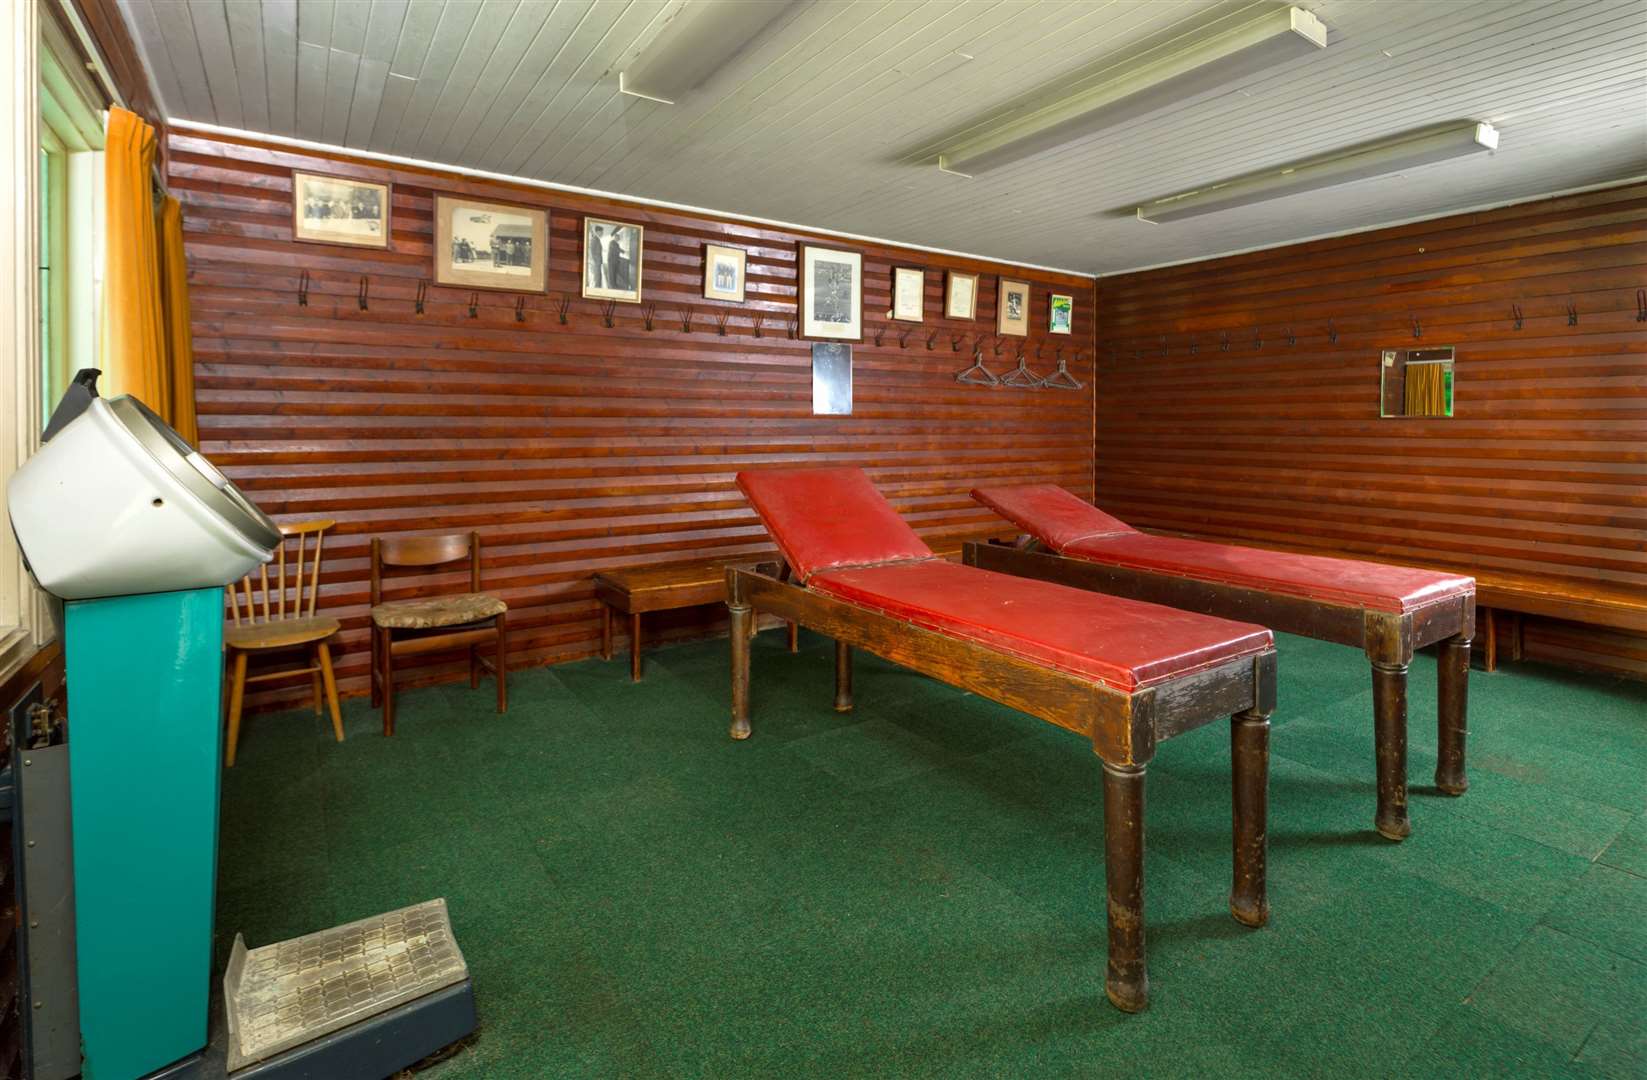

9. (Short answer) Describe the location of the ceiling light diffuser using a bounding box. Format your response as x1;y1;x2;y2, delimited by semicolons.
619;0;795;105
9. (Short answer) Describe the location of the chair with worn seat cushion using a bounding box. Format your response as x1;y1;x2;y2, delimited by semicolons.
370;531;508;735
224;518;343;766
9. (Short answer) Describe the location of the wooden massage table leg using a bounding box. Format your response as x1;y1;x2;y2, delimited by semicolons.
1102;761;1148;1013
1370;661;1412;840
1230;706;1272;928
729;601;752;740
834;640;853;712
1435;633;1471;795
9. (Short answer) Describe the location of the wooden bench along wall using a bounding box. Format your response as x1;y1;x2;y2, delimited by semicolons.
172;130;1098;712
1094;181;1647;679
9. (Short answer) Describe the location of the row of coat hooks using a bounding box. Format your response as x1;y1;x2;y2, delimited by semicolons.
1106;288;1644;361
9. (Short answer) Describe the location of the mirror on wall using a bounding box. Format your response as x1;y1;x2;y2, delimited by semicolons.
1380;347;1455;418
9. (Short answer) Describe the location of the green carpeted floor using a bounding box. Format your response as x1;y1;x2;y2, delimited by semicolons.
219;629;1647;1078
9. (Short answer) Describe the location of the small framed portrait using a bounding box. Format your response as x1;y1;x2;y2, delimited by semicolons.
1049;293;1074;335
292;171;390;249
434;194;547;292
583;217;644;302
891;266;924;322
704;243;746;302
799;244;862;341
945;270;977;320
812;343;853;415
997;278;1030;337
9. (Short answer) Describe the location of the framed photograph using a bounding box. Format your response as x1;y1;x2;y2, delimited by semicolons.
799;244;862;340
1049;293;1074;335
704;243;746;302
945;270;977;320
292;171;390;249
997;278;1030;337
812;343;852;415
434;194;547;292
583;217;644;302
891;266;924;322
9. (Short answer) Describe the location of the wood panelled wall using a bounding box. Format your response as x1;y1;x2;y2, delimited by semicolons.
170;131;1096;710
1095;181;1646;677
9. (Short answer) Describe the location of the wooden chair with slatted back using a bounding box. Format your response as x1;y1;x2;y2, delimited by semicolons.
369;531;509;736
224;518;343;766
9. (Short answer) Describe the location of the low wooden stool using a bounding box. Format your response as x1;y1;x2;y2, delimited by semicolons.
593;561;798;681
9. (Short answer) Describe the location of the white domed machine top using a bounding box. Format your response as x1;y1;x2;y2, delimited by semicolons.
7;369;280;600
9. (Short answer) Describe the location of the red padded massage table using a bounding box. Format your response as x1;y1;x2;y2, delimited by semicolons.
727;467;1279;1012
968;484;1475;841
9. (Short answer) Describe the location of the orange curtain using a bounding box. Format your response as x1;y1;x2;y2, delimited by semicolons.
1404;362;1447;417
104;107;197;441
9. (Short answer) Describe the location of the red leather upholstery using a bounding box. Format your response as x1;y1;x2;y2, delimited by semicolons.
1061;532;1474;613
737;467;935;582
811;560;1272;692
972;484;1135;549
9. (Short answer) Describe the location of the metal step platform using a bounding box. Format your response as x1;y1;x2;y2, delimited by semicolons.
223;898;473;1077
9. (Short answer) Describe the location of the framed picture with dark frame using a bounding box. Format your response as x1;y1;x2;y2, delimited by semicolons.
997;278;1030;337
583;217;644;302
704;243;747;302
891;266;924;322
799;244;862;341
433;194;548;292
292;171;391;249
945;270;977;320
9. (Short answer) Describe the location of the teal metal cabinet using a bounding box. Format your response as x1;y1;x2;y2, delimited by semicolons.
64;587;223;1080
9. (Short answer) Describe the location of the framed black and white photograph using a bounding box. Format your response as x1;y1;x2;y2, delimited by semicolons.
945;270;977;320
800;244;862;340
1049;293;1074;335
997;278;1030;337
434;194;547;292
583;217;644;302
292;171;390;249
891;266;924;322
703;243;746;302
812;342;853;415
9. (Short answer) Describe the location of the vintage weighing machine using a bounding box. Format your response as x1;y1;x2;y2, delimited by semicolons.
6;371;476;1079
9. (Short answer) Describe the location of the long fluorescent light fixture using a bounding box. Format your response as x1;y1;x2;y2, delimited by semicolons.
1135;121;1501;223
619;0;795;105
938;6;1327;177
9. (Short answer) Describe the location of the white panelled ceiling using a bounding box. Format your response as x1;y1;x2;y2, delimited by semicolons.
121;0;1647;274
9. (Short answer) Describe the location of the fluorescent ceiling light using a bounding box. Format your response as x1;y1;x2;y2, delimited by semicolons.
619;0;795;105
1135;122;1501;223
937;6;1327;177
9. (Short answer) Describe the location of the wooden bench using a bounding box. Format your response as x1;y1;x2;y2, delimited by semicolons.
592;531;1015;681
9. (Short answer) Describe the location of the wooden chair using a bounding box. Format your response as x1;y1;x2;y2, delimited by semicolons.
225;519;344;767
370;531;508;735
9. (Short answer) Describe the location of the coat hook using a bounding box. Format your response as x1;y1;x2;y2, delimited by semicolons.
926;329;939;350
1189;337;1198;355
992;334;1004;357
1512;302;1523;330
1286;326;1296;346
678;304;695;333
1410;314;1422;340
753;312;764;338
556;293;571;325
1636;288;1646;323
414;279;427;316
715;311;730;336
1567;301;1578;326
468;292;479;319
788;317;798;340
872;324;884;346
602;300;617;328
1219;331;1230;352
898;328;912;349
1252;330;1262;351
297;269;310;307
357;276;369;311
1327;319;1338;345
952;334;965;353
642;302;656;331
515;296;527;323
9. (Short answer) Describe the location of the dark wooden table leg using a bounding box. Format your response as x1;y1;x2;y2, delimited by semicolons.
629;611;642;683
600;602;613;661
1102;761;1148;1012
729;603;752;740
787;620;798;652
1436;633;1471;795
834;639;853;712
1230;707;1271;928
1483;608;1498;672
1371;660;1411;840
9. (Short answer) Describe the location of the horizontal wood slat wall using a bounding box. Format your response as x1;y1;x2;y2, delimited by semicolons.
171;131;1095;711
1095;180;1646;678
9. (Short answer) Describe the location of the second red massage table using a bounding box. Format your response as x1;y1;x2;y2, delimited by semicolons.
727;466;1278;1012
968;483;1475;841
